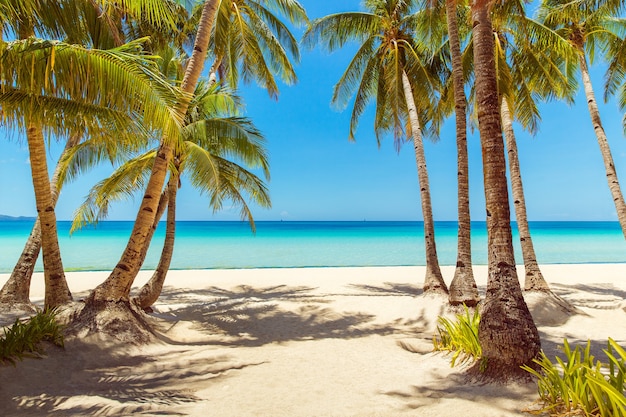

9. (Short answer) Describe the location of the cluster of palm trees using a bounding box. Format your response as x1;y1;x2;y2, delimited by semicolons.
1;0;626;381
303;0;626;379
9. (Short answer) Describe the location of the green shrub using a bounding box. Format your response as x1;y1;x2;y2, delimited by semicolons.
433;305;482;367
522;338;626;417
0;309;64;365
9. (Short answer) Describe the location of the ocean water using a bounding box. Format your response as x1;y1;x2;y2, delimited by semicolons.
0;221;624;273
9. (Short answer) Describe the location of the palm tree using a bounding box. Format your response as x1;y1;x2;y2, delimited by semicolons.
470;0;540;381
67;82;271;310
540;0;626;238
0;0;185;310
303;0;448;295
0;0;143;310
488;2;579;292
86;0;221;310
430;0;479;305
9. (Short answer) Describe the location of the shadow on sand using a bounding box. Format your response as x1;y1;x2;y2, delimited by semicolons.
0;338;258;416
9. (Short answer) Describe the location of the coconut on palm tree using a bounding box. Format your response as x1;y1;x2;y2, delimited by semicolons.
303;0;449;295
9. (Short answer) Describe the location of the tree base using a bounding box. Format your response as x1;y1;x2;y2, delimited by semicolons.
524;290;583;326
466;358;537;384
65;297;158;345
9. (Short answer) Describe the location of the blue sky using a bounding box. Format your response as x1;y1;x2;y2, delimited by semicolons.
1;1;626;222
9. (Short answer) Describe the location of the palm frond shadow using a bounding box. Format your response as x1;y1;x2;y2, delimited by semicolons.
382;366;537;412
348;282;423;297
0;339;253;416
153;284;402;347
550;283;626;309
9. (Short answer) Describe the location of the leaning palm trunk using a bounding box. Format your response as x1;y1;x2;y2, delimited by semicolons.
0;134;81;307
471;1;540;380
446;0;479;306
134;174;178;309
25;123;72;309
89;0;219;304
578;52;626;239
401;70;447;295
500;99;550;292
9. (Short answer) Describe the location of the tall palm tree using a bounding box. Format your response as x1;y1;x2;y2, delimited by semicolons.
0;0;185;309
67;82;271;310
470;0;540;380
303;0;448;295
0;0;137;309
0;35;181;309
488;2;578;292
427;0;479;305
86;0;221;308
540;0;626;239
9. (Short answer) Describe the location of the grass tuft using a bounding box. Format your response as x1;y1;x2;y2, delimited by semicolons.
522;338;626;417
0;308;65;365
433;305;482;367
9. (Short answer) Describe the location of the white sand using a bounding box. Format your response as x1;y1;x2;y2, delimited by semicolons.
1;264;625;416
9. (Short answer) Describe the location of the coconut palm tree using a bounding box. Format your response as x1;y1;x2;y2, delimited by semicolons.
0;35;182;309
470;0;541;381
66;82;270;310
0;0;186;310
539;0;626;239
486;2;579;292
86;0;221;311
422;0;478;305
303;0;449;295
0;0;155;310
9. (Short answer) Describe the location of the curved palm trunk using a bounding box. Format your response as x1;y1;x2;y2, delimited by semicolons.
0;134;81;307
471;1;540;380
401;70;448;295
578;52;626;238
446;0;479;306
134;174;178;310
25;123;72;309
500;99;550;292
89;0;219;304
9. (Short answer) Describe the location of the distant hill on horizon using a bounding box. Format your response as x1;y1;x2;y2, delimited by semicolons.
0;214;35;221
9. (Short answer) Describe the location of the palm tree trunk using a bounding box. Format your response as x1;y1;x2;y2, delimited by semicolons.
446;0;479;306
0;134;81;307
89;0;220;303
134;174;178;310
500;99;550;291
25;123;72;309
471;1;540;380
401;70;448;295
579;52;626;238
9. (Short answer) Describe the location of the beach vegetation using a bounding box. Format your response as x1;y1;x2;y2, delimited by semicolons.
0;309;64;365
470;0;541;381
433;306;482;368
522;338;626;417
302;0;449;296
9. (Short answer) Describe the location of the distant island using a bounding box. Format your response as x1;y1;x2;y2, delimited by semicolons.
0;214;36;221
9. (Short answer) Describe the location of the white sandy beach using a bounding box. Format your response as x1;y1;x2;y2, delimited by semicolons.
1;263;625;416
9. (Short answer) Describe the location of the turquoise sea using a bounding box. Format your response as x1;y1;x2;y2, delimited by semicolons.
0;221;624;273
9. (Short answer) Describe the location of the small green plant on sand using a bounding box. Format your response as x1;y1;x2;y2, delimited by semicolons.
433;305;482;367
0;309;64;365
522;338;626;417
